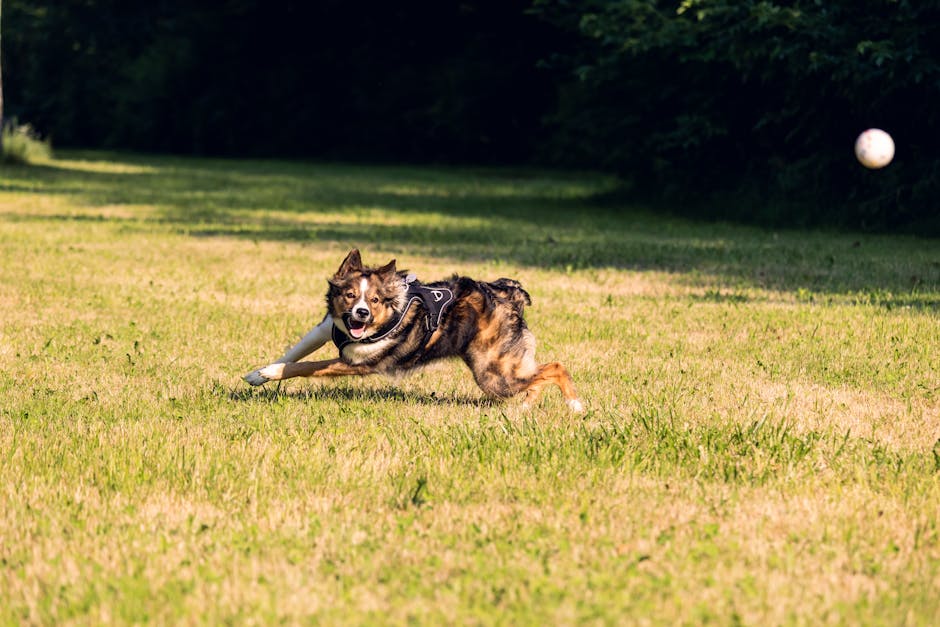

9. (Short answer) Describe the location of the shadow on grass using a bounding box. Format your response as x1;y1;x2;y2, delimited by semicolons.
2;151;939;306
229;383;501;408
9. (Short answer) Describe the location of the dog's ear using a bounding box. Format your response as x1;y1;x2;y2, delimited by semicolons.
335;249;363;276
376;258;397;275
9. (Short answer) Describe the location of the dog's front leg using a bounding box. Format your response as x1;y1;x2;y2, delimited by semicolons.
276;315;334;363
249;358;375;384
244;315;333;385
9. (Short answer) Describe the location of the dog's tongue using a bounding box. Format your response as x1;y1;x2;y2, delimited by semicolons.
349;325;365;339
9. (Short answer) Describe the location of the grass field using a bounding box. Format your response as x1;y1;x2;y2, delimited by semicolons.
1;151;938;624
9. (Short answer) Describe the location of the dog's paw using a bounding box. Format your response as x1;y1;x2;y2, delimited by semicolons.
244;363;285;386
520;397;585;413
567;398;585;414
243;369;270;386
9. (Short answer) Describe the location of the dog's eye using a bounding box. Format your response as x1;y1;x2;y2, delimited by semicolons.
345;291;355;299
371;296;379;304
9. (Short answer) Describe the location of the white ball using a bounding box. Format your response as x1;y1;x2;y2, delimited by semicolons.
855;128;895;169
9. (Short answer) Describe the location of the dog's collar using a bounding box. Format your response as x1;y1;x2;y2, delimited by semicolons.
332;277;455;351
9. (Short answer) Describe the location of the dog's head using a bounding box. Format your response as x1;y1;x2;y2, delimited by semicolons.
327;249;408;340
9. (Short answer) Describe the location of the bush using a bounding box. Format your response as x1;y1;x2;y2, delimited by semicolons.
2;120;52;164
533;0;940;233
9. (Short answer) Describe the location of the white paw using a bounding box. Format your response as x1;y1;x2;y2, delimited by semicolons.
567;398;585;414
243;369;270;386
244;363;285;386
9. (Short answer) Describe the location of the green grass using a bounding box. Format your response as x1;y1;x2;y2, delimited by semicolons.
1;151;938;624
1;121;53;165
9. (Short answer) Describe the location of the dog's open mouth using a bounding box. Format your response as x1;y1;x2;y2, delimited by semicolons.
346;318;366;339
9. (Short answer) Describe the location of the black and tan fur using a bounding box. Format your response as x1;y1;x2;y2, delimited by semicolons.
244;249;583;412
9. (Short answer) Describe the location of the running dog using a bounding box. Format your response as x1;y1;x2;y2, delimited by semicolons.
244;249;584;412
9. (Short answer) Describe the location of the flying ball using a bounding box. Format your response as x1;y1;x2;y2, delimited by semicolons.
854;128;894;169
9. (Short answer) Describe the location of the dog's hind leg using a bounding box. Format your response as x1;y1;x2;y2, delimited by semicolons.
249;358;375;385
521;362;584;413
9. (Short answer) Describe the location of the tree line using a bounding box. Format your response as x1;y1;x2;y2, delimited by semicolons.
4;0;938;232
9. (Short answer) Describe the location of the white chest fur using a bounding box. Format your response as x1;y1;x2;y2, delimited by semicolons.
341;336;396;364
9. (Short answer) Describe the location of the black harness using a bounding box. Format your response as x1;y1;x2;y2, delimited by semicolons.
332;277;455;354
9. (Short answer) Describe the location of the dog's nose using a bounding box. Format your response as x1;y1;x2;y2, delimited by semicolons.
355;307;370;319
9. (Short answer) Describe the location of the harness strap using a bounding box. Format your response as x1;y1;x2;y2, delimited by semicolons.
332;280;455;353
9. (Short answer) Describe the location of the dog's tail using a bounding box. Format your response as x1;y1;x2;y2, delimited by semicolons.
487;278;531;315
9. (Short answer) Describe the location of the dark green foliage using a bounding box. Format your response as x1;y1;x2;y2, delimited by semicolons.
532;0;940;231
4;1;939;232
3;0;559;162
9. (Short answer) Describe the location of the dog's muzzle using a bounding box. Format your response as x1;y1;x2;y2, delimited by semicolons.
344;309;371;339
